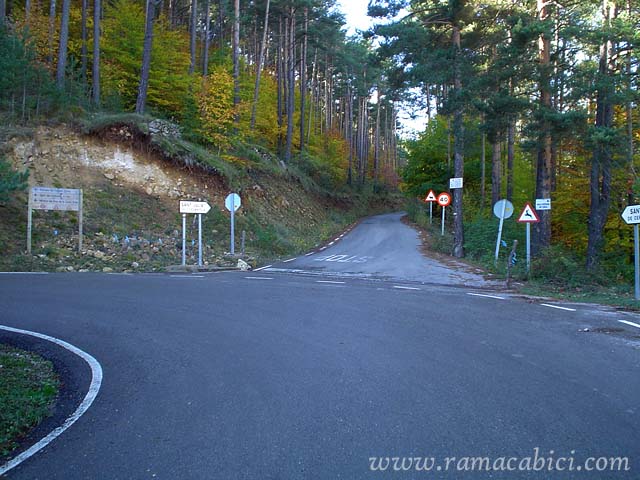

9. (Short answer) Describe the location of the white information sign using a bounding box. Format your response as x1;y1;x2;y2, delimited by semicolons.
622;205;640;225
449;177;463;189
535;198;551;211
31;187;81;211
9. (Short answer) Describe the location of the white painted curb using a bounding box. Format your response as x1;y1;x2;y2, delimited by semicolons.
0;325;103;476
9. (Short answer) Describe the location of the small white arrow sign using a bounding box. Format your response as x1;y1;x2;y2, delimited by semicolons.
180;200;211;214
622;205;640;224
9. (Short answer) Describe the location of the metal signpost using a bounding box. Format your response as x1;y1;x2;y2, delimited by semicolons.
437;192;451;236
28;187;83;254
621;205;640;300
516;202;540;274
424;189;437;224
179;200;211;267
493;199;514;265
225;193;241;255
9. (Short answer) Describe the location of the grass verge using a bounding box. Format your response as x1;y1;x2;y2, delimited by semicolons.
0;344;59;457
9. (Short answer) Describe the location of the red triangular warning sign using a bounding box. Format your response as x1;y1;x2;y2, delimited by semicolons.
517;202;540;223
424;190;437;202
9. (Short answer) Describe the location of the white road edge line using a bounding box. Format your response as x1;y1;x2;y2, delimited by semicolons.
317;280;346;284
283;258;297;263
0;325;103;476
328;242;335;246
304;252;314;256
253;265;273;271
467;293;505;300
244;276;274;280
393;286;421;291
170;275;205;278
619;319;640;329
541;303;577;312
0;272;49;275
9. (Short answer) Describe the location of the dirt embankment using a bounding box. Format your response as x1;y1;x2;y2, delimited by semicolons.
0;124;359;272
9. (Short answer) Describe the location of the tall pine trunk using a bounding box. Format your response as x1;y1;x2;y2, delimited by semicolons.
92;0;101;105
299;7;307;152
135;0;157;114
532;0;553;255
250;0;270;129
0;0;5;26
452;24;465;258
232;0;240;119
284;8;295;164
189;0;197;74
48;0;57;67
202;0;210;75
491;139;501;206
55;0;71;87
586;0;617;270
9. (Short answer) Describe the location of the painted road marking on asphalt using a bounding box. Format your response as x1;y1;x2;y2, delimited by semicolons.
0;325;103;477
317;280;346;284
619;319;640;329
254;265;273;271
170;275;205;278
328;242;335;246
541;303;577;312
304;252;314;256
244;276;274;280
467;293;505;300
283;258;297;263
393;286;421;291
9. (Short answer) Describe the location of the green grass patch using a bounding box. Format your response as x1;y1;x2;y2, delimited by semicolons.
0;344;60;457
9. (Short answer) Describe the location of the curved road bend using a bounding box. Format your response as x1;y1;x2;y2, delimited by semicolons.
0;212;638;479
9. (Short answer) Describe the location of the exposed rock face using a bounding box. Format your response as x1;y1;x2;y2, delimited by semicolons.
4;125;219;202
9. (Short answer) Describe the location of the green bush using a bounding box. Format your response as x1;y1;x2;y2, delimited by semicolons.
0;156;28;203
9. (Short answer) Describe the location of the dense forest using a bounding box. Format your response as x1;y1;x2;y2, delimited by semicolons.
370;0;639;284
0;0;399;188
1;0;640;289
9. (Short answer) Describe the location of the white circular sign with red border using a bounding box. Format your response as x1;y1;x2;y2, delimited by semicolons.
437;192;451;207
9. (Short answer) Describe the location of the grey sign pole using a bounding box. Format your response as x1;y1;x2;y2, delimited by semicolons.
429;202;433;225
198;213;203;266
526;223;531;274
230;206;235;255
635;224;639;300
494;201;507;265
441;206;445;236
27;188;33;254
181;214;186;266
78;189;83;252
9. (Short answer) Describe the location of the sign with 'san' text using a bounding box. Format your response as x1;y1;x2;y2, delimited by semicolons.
622;205;640;225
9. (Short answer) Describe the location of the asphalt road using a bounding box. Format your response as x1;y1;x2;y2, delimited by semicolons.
266;212;496;286
1;213;639;479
